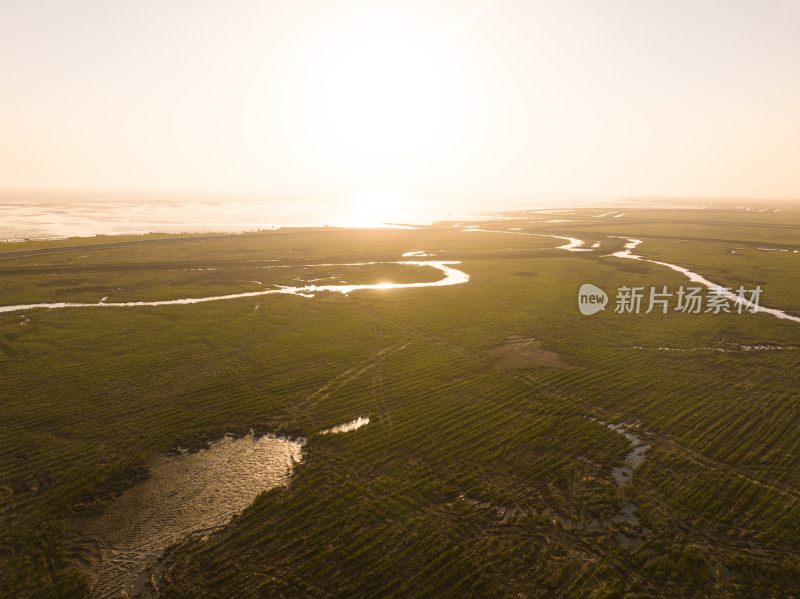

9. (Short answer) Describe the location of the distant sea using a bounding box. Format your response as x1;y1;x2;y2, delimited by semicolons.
0;194;450;241
0;192;707;241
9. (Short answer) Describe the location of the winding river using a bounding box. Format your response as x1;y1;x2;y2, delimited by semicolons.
464;227;799;324
464;228;593;251
607;237;800;324
0;260;469;314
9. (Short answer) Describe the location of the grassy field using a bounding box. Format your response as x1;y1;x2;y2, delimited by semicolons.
1;204;799;597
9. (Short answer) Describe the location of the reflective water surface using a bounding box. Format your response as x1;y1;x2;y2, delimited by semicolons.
0;260;469;314
319;417;370;435
608;237;800;324
80;433;304;597
464;228;593;252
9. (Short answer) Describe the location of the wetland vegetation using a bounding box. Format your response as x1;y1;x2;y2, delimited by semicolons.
1;203;800;597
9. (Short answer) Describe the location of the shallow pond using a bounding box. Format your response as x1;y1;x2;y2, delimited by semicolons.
80;433;304;598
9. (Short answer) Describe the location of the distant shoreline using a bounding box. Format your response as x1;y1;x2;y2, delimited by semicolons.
1;195;792;243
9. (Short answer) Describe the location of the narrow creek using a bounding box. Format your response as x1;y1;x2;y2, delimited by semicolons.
591;418;652;549
464;228;594;252
456;416;652;550
319;416;370;434
0;260;469;314
465;230;800;325
607;237;800;324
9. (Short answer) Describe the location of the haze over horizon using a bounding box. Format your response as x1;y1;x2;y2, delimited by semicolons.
2;0;800;205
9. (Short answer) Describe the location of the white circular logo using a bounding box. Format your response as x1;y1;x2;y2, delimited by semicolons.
578;284;608;315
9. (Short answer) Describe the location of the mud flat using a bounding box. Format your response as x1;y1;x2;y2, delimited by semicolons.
78;433;304;598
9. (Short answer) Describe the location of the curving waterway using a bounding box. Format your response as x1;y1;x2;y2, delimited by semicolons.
463;228;593;251
606;237;800;324
463;229;800;325
0;260;469;314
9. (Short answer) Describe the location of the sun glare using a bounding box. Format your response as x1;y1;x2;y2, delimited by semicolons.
334;190;409;227
299;20;459;184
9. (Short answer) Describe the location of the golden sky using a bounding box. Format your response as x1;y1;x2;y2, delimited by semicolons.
2;0;799;202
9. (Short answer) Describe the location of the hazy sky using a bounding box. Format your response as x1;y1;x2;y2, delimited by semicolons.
2;0;799;201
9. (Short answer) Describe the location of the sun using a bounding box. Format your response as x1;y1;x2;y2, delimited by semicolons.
334;191;409;227
295;18;461;186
